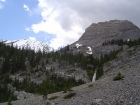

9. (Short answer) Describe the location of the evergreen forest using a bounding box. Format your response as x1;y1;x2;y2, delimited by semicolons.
0;38;139;103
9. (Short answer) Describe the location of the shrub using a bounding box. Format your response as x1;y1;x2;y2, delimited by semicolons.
88;84;93;88
7;96;12;105
63;88;73;93
113;72;124;81
49;96;58;100
63;93;76;99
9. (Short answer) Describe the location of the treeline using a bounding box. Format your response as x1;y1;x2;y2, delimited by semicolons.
0;42;46;74
102;38;140;47
46;45;123;80
2;72;84;98
0;75;17;103
0;41;123;103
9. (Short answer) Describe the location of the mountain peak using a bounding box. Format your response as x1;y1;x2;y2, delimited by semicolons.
2;38;53;53
70;19;140;56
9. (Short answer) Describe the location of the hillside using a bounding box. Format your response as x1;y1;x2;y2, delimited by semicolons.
70;20;140;56
0;20;140;105
0;45;140;105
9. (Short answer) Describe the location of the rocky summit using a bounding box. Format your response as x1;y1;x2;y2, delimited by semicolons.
70;20;140;56
72;20;140;46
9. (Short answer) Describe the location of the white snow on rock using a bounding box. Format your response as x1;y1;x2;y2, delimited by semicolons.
2;37;53;53
127;39;130;41
76;43;82;48
87;52;92;54
87;46;92;51
87;46;92;54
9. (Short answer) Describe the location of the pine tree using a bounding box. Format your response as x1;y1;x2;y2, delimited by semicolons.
7;95;12;105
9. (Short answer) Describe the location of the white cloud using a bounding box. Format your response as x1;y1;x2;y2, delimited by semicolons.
31;0;84;49
1;0;5;2
23;4;32;15
0;3;3;9
30;0;140;49
29;37;36;41
25;26;30;31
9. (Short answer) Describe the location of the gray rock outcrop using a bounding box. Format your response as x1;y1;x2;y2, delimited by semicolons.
70;20;140;56
72;20;140;47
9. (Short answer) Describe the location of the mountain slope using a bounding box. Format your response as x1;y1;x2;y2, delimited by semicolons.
2;37;53;52
72;20;140;46
0;45;140;105
0;20;140;105
70;20;140;56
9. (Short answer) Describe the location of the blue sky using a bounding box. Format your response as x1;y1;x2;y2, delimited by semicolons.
0;0;52;42
0;0;140;49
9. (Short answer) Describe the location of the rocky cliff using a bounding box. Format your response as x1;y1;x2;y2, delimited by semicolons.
70;20;140;56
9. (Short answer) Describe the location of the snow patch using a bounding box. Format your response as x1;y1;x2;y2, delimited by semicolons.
127;39;130;41
3;38;53;53
87;46;92;51
87;52;92;54
76;43;82;48
87;46;92;54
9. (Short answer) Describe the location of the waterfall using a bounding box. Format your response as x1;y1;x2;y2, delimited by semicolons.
92;70;96;82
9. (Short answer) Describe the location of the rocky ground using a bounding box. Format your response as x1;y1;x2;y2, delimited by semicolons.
1;46;140;105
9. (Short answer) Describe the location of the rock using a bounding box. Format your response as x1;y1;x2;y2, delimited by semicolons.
91;99;105;105
14;91;34;100
17;93;25;100
70;20;140;56
78;20;140;46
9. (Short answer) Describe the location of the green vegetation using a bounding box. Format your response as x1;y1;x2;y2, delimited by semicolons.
102;38;140;47
7;96;12;105
113;72;124;81
11;73;84;97
86;69;95;81
88;84;94;88
1;38;139;103
0;75;16;103
63;93;76;99
49;96;58;100
105;68;112;73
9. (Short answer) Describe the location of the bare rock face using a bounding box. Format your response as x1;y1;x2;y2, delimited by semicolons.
78;20;140;46
70;20;140;56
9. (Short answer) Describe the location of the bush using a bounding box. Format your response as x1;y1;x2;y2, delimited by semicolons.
63;93;76;99
113;72;124;81
63;88;73;93
88;84;93;88
49;96;58;100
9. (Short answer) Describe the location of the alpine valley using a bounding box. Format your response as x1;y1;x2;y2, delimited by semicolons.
0;20;140;105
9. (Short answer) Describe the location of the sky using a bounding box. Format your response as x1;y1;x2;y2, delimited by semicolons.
0;0;140;49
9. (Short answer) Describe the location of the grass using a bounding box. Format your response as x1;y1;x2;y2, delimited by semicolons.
63;93;76;99
105;68;112;73
88;84;94;88
48;96;58;100
113;72;124;81
63;88;73;93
